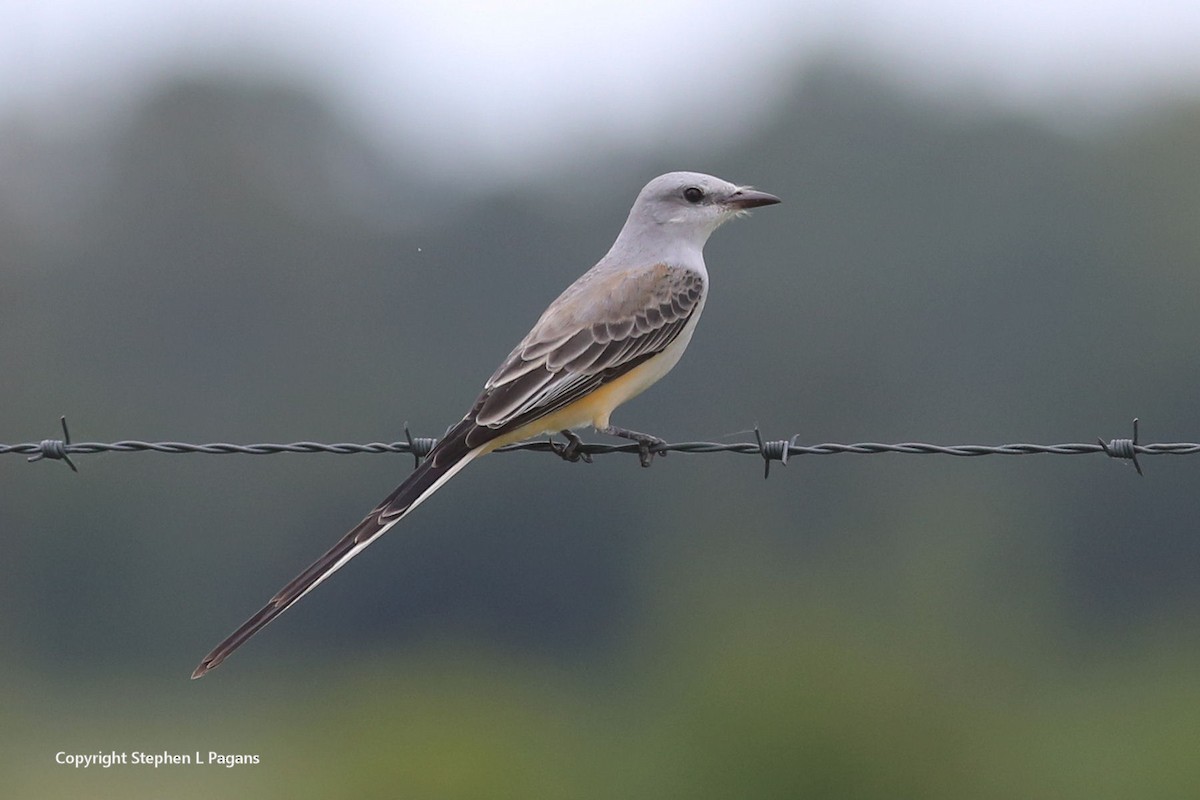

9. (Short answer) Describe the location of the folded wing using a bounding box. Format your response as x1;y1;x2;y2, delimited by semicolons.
467;263;705;439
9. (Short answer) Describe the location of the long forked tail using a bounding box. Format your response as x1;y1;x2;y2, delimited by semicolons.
191;419;491;678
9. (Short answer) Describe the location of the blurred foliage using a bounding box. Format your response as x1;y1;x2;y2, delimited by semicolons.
3;59;1200;796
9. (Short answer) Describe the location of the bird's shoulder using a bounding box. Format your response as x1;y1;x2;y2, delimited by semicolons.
532;261;704;338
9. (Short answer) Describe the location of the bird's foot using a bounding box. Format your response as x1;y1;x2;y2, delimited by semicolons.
601;425;668;468
550;430;593;463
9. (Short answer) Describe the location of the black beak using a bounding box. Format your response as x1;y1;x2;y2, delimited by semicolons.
727;188;782;210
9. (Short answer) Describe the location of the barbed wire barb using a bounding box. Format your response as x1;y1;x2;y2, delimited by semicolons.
25;415;78;473
1097;417;1144;476
5;417;1199;478
754;426;798;479
402;422;436;469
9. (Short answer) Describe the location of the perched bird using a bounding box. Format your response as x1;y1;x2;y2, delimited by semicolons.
192;171;780;678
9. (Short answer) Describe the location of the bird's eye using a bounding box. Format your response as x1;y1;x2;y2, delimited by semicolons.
683;186;704;204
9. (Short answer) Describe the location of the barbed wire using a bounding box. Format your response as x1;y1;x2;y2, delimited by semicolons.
5;417;1197;478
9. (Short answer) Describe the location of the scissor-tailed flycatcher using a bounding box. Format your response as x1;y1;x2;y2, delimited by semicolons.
192;171;780;678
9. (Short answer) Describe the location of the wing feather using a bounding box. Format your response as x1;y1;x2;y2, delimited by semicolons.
562;339;610;373
473;263;704;430
517;332;574;361
544;329;595;368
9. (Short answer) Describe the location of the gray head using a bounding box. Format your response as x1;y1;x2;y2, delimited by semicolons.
611;171;781;260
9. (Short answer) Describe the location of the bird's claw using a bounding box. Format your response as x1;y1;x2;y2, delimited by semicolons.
550;430;593;464
633;435;667;468
600;425;667;468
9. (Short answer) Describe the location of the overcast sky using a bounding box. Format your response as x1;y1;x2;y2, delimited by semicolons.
4;1;1200;178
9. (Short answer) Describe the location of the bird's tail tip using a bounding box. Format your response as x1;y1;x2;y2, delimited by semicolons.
190;656;217;680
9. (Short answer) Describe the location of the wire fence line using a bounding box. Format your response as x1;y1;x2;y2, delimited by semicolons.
4;417;1195;478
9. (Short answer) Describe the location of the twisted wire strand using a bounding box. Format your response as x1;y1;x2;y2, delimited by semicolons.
4;417;1193;476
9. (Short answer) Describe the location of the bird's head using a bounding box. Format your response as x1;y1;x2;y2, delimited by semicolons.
625;171;781;248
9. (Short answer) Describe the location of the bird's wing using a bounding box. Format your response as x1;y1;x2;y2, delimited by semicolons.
464;262;705;439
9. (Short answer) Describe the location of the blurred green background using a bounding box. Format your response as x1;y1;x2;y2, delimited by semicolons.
4;5;1200;797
